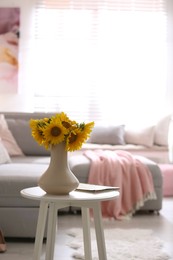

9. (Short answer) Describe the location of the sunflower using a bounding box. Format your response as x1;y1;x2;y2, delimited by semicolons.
30;119;44;145
30;112;94;151
82;121;95;139
58;112;76;129
30;119;38;129
42;117;68;148
66;127;86;151
33;128;44;145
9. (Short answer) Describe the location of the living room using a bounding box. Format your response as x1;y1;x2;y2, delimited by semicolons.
0;0;173;259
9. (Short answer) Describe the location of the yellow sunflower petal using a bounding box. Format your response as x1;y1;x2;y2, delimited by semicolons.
66;128;85;151
43;118;68;148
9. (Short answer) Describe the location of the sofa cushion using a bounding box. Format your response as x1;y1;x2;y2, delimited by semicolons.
154;115;171;146
125;125;155;147
69;154;90;183
0;140;11;164
6;119;50;156
0;163;47;207
87;125;125;145
0;114;23;156
11;156;50;164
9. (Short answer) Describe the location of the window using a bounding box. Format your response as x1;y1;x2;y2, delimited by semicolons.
28;0;168;126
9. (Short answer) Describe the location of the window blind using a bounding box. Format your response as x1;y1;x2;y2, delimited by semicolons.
36;0;165;11
32;0;167;125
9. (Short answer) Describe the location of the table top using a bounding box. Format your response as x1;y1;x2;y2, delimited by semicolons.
20;186;119;203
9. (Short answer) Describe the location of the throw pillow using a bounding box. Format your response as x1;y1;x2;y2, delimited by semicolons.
125;125;155;147
87;125;125;145
6;119;50;156
0;114;23;156
0;139;11;164
154;115;171;146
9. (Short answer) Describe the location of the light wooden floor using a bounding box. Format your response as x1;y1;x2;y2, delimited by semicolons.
1;197;173;260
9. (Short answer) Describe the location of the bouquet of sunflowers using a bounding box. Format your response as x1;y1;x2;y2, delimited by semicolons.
29;112;94;152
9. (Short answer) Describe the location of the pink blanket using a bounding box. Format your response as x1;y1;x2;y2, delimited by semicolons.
84;150;156;219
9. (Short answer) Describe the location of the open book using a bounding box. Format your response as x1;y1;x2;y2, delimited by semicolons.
76;183;119;193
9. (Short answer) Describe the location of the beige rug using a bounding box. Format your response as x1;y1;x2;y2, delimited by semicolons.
67;227;170;260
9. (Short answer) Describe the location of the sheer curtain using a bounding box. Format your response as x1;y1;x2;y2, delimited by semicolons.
30;0;167;126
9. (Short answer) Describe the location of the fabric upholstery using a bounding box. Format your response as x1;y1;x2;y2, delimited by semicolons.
6;118;50;156
88;125;125;145
125;126;155;147
0;140;11;164
154;115;171;146
0;114;23;156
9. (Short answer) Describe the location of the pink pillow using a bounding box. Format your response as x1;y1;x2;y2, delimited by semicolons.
0;114;23;156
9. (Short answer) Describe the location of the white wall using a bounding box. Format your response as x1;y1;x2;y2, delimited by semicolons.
0;0;173;113
166;0;173;112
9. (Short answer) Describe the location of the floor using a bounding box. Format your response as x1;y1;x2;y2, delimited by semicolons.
1;197;173;260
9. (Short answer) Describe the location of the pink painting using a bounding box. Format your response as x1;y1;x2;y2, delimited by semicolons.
0;8;20;93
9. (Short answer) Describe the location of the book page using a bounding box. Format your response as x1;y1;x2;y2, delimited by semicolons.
76;183;119;193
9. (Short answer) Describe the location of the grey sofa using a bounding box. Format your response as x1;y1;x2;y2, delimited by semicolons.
0;112;163;238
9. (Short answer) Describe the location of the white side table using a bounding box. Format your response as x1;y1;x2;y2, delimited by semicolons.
21;186;119;260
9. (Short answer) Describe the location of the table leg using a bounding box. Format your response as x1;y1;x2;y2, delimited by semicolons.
81;207;92;260
45;202;57;260
93;202;107;260
33;201;49;260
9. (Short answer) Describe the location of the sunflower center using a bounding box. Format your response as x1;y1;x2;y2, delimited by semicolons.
69;133;77;143
62;121;71;129
51;126;61;136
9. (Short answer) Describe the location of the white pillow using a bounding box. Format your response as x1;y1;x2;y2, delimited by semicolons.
154;115;171;146
0;114;23;156
0;139;11;164
125;126;155;147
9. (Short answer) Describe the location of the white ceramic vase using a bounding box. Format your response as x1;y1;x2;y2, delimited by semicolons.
38;142;79;195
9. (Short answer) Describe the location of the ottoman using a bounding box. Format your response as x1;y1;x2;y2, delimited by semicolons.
158;164;173;197
69;154;163;212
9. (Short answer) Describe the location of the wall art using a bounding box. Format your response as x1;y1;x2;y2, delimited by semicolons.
0;7;20;93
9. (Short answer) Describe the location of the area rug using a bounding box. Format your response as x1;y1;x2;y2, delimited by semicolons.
67;228;170;260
